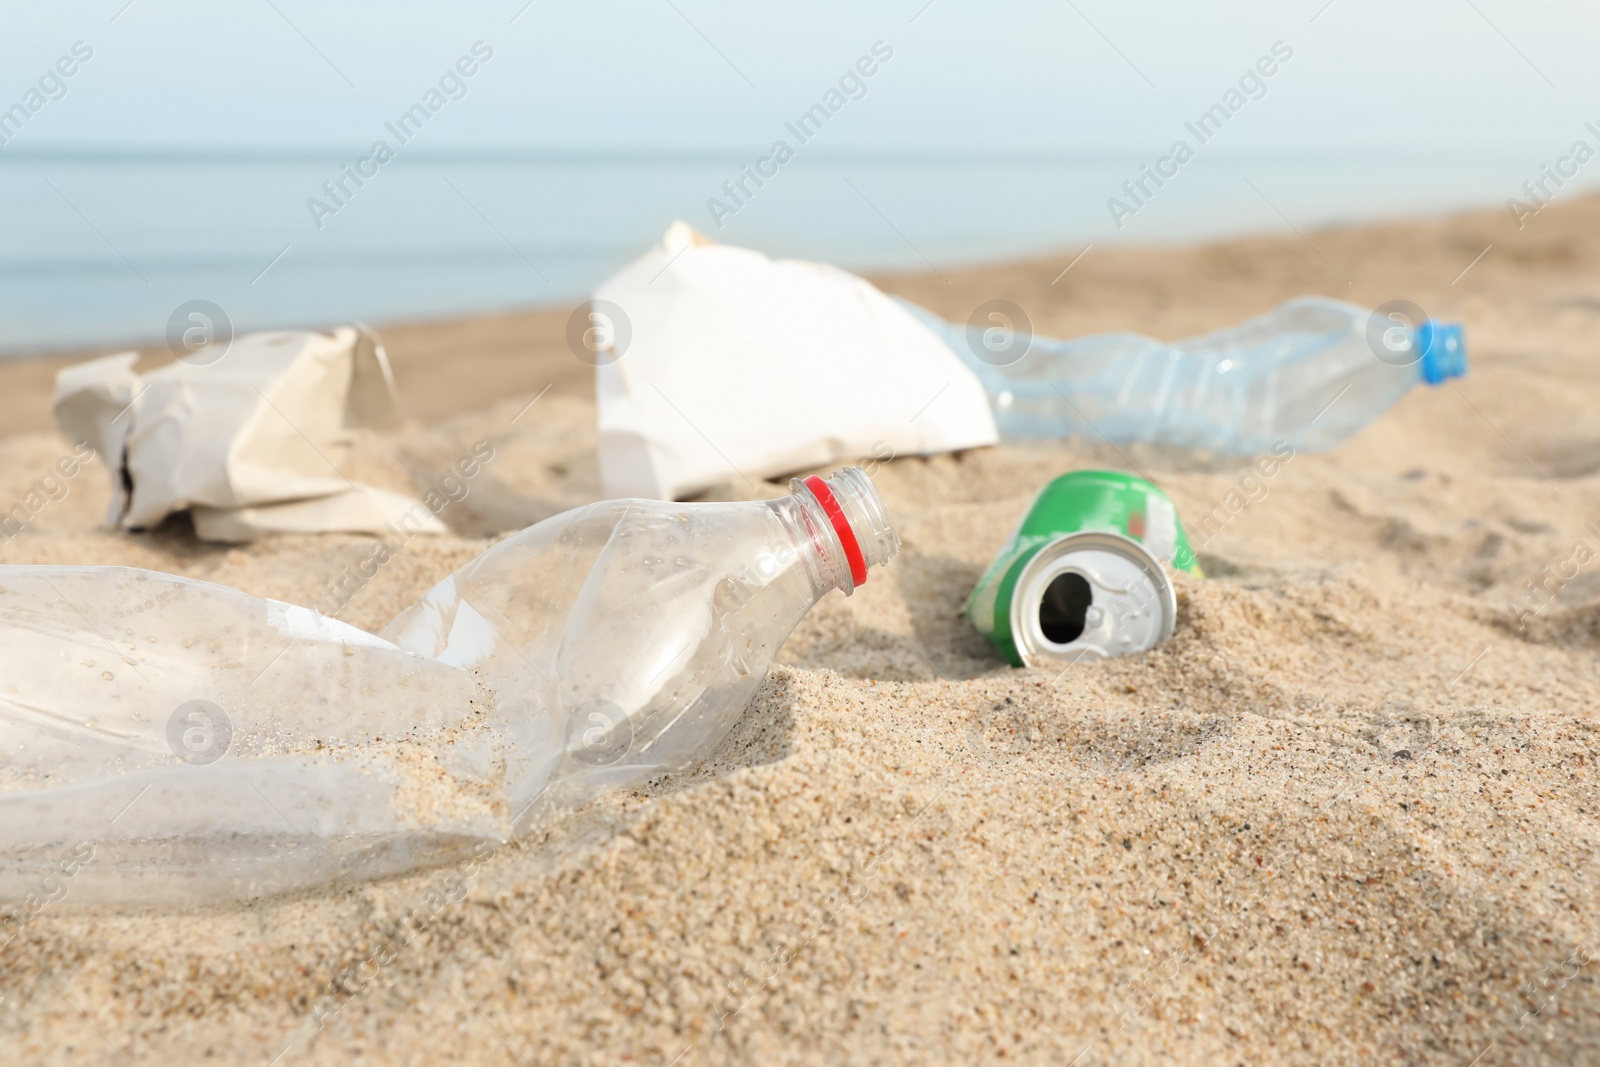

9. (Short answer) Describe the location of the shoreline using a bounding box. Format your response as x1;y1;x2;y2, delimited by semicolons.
0;190;1547;435
3;194;1600;1064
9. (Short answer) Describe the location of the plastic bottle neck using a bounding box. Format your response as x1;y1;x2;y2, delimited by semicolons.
770;466;900;598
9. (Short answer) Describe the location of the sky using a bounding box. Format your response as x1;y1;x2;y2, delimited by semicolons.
3;0;1599;350
3;0;1596;159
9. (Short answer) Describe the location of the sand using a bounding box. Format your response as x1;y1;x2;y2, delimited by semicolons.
3;195;1600;1065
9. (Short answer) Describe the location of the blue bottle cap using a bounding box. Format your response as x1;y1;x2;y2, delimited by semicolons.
1417;320;1466;385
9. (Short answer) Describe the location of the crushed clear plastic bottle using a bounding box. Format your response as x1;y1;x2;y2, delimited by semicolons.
0;467;898;903
906;296;1467;454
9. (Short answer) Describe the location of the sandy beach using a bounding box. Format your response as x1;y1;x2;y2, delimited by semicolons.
2;195;1600;1065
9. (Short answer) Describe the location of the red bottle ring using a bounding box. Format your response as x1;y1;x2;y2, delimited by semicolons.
803;475;868;588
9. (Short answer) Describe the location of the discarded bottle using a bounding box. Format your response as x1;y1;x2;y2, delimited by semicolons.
905;296;1466;454
380;467;898;818
967;470;1201;667
0;467;898;903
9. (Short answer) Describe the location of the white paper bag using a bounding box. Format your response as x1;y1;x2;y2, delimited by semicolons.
53;326;446;542
593;222;998;499
52;350;141;525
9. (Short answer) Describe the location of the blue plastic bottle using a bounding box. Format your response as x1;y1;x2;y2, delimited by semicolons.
906;297;1466;454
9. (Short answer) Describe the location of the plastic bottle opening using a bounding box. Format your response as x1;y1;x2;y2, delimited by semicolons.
796;467;900;594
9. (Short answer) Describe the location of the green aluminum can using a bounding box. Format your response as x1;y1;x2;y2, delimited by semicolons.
965;470;1203;667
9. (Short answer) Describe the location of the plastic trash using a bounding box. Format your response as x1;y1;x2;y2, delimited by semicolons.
903;296;1467;454
52;326;448;543
0;467;898;904
591;222;997;500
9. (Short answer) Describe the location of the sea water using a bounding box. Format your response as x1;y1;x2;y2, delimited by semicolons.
0;149;1529;354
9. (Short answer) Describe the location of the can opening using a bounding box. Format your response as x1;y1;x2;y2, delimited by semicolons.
1038;572;1092;645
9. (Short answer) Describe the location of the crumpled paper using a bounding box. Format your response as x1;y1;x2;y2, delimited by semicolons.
53;325;447;543
592;221;998;500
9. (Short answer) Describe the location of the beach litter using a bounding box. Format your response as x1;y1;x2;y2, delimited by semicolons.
52;325;446;542
590;221;997;500
0;466;897;903
904;295;1467;453
966;470;1202;666
592;225;1465;480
